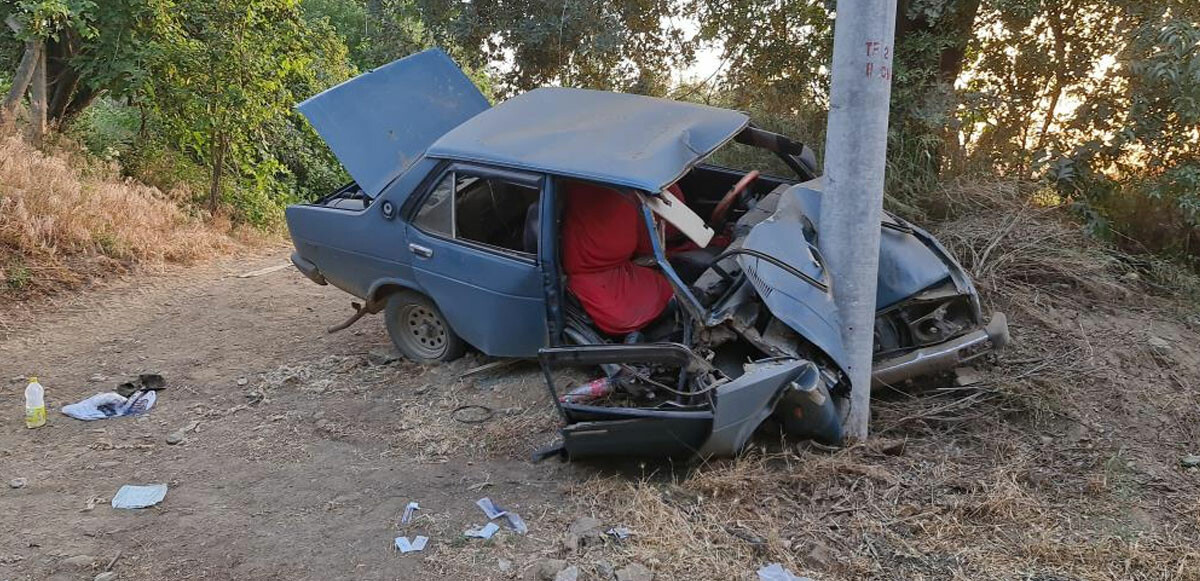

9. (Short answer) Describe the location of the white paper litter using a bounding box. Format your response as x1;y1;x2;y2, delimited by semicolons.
475;497;507;519
394;535;428;553
401;501;419;524
464;522;500;539
111;484;168;509
756;563;813;581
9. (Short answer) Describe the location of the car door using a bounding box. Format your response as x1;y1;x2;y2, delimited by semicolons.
405;163;548;357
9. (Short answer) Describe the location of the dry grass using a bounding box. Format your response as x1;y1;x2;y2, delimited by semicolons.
0;134;247;297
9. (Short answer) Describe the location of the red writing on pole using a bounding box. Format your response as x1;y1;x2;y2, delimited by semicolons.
864;39;893;81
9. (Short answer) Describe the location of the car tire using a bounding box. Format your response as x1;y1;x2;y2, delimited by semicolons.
383;292;467;363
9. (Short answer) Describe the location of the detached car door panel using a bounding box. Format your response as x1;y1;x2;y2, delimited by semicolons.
406;164;548;357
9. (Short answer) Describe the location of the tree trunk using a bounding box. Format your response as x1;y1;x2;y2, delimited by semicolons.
1033;11;1066;156
45;28;84;124
28;41;47;144
209;134;227;211
1;40;41;126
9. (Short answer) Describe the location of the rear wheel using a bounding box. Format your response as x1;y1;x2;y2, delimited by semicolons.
384;292;467;363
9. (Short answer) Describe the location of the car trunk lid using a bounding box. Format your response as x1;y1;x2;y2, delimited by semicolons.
296;49;489;199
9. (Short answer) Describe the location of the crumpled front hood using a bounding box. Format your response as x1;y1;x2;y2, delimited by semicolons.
738;179;970;374
297;49;489;199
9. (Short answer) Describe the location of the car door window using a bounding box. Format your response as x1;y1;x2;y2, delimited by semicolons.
414;170;540;256
414;173;454;236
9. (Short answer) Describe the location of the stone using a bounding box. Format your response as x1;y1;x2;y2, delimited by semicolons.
497;558;513;573
166;431;185;445
8;477;27;489
563;516;604;551
94;573;117;581
953;366;983;387
367;349;401;366
806;542;834;569
531;559;568;581
554;566;579;581
236;377;249;386
595;561;616;581
1148;335;1172;357
61;555;96;569
615;563;654;581
1181;454;1200;468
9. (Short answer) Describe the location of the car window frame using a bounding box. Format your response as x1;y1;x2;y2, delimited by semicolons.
408;161;545;265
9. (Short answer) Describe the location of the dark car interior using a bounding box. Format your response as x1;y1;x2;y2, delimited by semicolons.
454;176;540;255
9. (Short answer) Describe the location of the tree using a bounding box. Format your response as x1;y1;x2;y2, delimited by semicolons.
146;0;349;213
1;0;97;133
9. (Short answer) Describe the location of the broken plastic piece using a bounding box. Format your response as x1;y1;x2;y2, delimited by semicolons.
756;563;813;581
475;497;507;519
401;501;419;524
111;484;168;509
394;535;428;553
464;522;500;539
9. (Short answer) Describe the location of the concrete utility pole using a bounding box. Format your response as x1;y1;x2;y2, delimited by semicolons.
818;0;898;441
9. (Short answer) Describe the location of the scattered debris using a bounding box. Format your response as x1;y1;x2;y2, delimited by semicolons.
401;501;419;524
453;405;495;424
111;484;167;509
82;496;105;511
394;535;428;553
8;477;26;489
564;516;604;551
237;263;292;278
504;511;529;534
62;390;156;421
1181;454;1200;468
756;563;813;581
615;563;653;581
464;522;500;539
554;565;580;581
461;358;524;378
606;526;632;540
476;497;507;519
475;497;527;534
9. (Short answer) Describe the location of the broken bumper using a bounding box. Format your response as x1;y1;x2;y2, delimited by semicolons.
290;252;327;285
871;312;1009;387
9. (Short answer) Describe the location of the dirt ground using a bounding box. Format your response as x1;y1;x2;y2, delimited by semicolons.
2;237;1200;581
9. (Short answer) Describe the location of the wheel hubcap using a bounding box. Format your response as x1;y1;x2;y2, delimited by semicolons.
405;305;446;357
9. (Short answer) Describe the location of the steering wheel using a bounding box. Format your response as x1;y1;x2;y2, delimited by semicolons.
710;170;761;229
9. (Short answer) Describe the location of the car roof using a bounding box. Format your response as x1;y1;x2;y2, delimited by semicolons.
426;87;750;193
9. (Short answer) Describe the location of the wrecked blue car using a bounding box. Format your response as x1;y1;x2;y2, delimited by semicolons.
286;49;1009;459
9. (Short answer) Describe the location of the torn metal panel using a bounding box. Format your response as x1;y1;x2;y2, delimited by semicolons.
698;359;814;458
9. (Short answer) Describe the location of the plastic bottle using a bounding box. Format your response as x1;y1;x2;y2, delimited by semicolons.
24;376;46;429
559;376;615;404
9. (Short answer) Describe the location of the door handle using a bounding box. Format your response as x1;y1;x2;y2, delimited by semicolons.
409;243;433;258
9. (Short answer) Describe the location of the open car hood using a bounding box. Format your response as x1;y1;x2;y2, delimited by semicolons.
297;49;490;198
